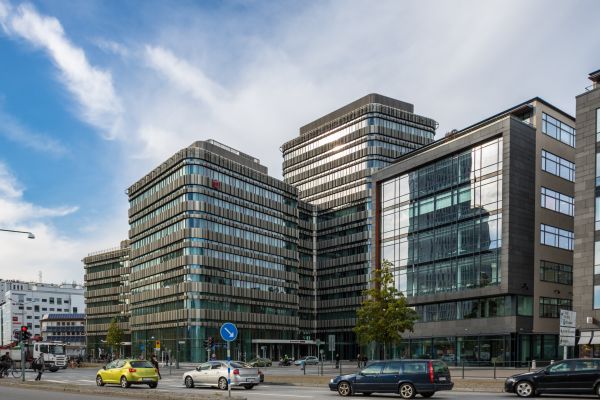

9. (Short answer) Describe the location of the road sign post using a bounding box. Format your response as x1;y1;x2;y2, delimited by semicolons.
559;309;576;360
220;322;238;399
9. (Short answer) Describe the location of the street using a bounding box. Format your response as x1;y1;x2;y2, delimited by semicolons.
1;368;599;400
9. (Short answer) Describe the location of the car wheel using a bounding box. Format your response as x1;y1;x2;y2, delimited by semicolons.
96;375;105;387
148;382;157;389
185;376;194;388
243;384;255;389
49;366;59;372
338;381;352;396
120;376;131;388
218;377;228;390
420;393;434;398
399;383;416;399
515;381;534;398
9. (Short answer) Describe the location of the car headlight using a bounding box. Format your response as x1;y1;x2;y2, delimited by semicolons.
330;378;334;383
506;377;515;382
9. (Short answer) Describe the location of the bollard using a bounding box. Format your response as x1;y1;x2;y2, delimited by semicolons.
462;360;465;379
550;359;555;364
302;361;306;375
340;361;342;376
493;361;496;380
532;360;536;369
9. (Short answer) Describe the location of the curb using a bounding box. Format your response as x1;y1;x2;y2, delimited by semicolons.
0;380;246;400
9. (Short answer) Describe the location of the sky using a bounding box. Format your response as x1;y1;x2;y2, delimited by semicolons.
0;0;598;284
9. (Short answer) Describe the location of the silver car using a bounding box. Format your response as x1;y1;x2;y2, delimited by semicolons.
183;360;261;390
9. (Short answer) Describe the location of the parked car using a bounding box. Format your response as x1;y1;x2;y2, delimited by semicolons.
183;360;261;390
329;359;453;398
505;358;600;397
96;359;158;388
294;356;319;366
248;357;272;367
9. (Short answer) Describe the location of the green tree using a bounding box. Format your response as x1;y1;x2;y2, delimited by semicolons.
353;260;418;359
106;319;124;357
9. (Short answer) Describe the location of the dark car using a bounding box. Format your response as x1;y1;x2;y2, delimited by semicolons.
247;357;272;367
329;359;453;398
505;358;600;397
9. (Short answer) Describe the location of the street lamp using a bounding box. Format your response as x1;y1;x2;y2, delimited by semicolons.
0;228;35;239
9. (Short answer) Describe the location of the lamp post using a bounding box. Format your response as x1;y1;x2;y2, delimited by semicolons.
0;228;35;382
0;228;35;239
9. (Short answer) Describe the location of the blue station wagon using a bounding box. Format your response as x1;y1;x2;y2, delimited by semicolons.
329;359;453;398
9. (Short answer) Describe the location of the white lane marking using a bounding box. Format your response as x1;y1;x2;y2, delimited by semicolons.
252;394;313;398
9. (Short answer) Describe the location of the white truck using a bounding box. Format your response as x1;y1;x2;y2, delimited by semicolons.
8;342;67;372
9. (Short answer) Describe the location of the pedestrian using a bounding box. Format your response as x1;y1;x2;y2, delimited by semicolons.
34;352;45;381
0;351;12;377
211;353;217;361
362;355;368;368
164;352;169;367
335;353;340;369
150;353;161;379
356;353;361;368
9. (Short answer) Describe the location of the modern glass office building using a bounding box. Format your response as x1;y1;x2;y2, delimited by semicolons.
374;98;575;364
574;69;600;356
282;94;437;357
83;240;131;358
125;140;299;362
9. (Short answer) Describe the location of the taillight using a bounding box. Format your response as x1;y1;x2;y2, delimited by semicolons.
428;361;434;383
233;369;239;375
128;368;137;373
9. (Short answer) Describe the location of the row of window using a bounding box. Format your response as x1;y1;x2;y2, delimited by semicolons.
542;150;575;182
86;261;125;274
541;224;574;250
186;273;296;294
541;187;574;216
415;295;533;323
186;297;297;316
539;297;572;318
540;260;573;285
542;112;576;147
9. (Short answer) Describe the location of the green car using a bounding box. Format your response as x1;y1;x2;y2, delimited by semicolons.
248;357;272;367
96;359;159;388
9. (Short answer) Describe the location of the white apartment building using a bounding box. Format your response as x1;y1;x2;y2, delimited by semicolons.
0;280;85;345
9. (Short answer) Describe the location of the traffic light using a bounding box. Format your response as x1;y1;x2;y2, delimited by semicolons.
20;325;31;342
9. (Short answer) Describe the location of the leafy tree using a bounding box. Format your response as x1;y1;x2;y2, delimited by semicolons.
353;260;418;359
106;319;124;357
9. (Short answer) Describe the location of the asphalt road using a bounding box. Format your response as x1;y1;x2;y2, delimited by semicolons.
3;368;599;400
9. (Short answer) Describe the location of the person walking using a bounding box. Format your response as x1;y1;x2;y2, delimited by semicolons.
34;352;45;381
362;355;368;368
150;353;161;379
335;353;340;369
0;351;12;377
356;353;361;368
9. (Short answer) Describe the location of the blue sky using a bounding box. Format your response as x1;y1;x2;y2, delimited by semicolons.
0;0;598;284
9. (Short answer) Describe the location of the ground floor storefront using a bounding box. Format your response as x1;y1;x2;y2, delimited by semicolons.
387;333;572;366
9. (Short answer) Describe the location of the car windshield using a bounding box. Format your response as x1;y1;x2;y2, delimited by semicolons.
130;361;154;368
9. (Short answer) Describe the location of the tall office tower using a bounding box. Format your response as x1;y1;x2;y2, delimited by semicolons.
127;140;299;362
282;94;437;357
374;98;575;363
298;200;317;340
83;240;131;358
574;69;600;355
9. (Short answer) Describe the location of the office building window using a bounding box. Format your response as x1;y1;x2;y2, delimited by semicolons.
540;261;572;285
539;297;572;318
541;187;574;216
541;150;575;182
542;113;575;147
540;224;574;250
595;286;600;309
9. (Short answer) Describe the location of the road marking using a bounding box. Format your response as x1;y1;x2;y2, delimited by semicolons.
254;394;313;398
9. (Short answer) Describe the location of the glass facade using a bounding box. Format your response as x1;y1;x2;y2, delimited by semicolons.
381;137;503;297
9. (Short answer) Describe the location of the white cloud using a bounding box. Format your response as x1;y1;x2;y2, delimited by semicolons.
0;1;122;139
0;102;67;155
0;161;126;283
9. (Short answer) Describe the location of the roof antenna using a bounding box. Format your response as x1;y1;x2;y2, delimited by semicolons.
38;271;42;283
